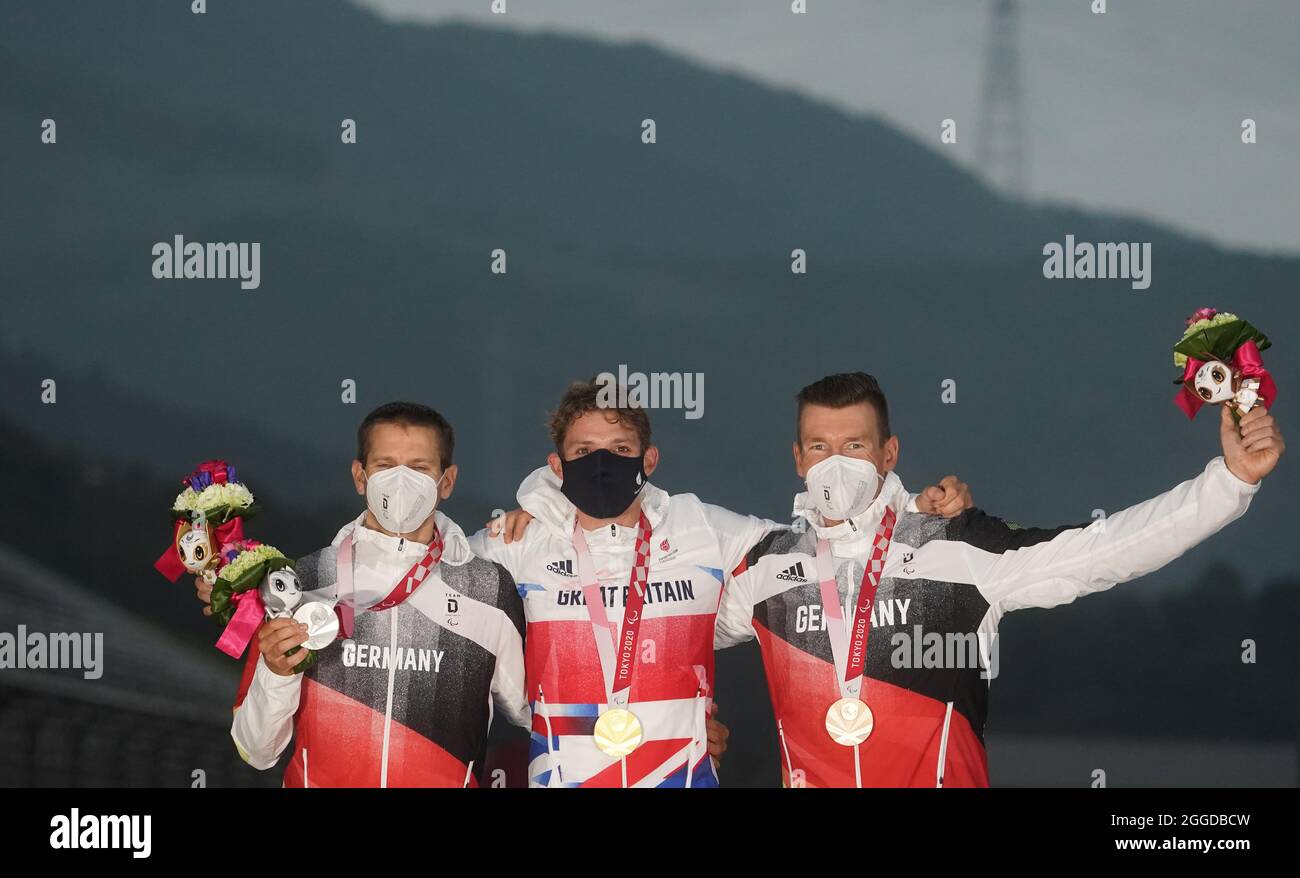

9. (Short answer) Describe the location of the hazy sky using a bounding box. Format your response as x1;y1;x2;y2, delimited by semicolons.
358;0;1299;254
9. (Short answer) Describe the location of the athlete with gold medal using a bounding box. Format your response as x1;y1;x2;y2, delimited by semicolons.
574;506;654;761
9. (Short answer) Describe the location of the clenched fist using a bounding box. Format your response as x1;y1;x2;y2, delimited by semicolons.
1222;406;1285;485
914;475;973;518
259;617;310;676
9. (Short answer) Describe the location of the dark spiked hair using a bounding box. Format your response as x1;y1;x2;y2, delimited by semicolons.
796;372;891;442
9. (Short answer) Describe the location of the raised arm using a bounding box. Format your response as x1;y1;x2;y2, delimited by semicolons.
969;407;1282;612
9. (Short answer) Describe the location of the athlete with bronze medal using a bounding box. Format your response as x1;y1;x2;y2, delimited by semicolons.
796;440;904;787
813;506;895;765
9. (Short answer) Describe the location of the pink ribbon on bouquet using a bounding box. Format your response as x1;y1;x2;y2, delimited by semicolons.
215;589;265;658
1174;339;1277;419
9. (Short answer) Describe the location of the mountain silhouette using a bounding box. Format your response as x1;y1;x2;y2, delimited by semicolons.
3;0;1296;579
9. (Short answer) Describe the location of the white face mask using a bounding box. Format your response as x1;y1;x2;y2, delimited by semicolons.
364;465;443;535
804;454;881;522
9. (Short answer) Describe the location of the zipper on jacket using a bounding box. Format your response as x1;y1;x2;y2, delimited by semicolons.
936;701;954;788
777;718;797;788
379;617;398;787
302;746;309;788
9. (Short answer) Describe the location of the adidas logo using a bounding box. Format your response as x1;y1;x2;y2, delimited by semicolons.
546;559;575;577
776;562;808;583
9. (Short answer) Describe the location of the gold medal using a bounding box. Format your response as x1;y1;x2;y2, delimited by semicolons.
593;708;644;757
825;697;874;746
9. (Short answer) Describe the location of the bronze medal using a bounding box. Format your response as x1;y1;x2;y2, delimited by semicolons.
825;697;874;746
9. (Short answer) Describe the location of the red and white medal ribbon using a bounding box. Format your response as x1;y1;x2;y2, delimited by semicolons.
335;525;444;639
572;511;653;710
812;506;896;702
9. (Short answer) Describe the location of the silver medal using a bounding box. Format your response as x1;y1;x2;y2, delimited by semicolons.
293;601;340;650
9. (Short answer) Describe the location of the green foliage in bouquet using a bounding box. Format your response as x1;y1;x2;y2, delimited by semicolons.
287;645;319;674
209;546;293;625
1172;312;1271;378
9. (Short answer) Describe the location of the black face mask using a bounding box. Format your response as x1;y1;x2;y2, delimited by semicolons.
559;449;647;519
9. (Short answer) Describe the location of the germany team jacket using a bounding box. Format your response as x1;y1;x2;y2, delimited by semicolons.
231;511;530;787
716;458;1258;787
